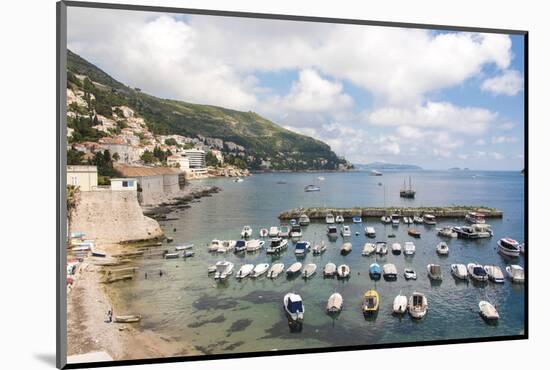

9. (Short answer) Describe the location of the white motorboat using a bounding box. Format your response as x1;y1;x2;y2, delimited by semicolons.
298;214;310;226
304;184;320;192
468;263;488;282
451;264;468;280
252;263;270;278
427;264;443;280
326;293;343;313
326;213;335;224
413;216;424;224
234;240;247;253
506;265;525;283
302;264;317;279
479;301;499;321
341;225;351;237
326;225;338;237
290;224;303;239
365;226;376;238
268;226;280;237
236;264;254;279
216;240;236;253
473;223;493;238
323;263;337;277
245;239;265;252
286;262;303;276
283;293;304;322
234;177;244;183
376;241;388;255
497;238;520;257
408;292;428;319
214;261;234;280
404;241;416;256
294;241;311;256
266;237;288;254
404;268;417;280
437;227;458;238
403;216;413;224
391;214;400;226
424;214;437;225
391;242;402;255
164;252;180;259
337;264;350;279
484;265;505;283
352;216;362;223
259;228;269;238
175;243;194;251
278;225;290;238
340;242;352;255
393;294;408;314
466;211;486;224
312;240;327;255
436;242;449;256
381;215;391;224
268;263;285;279
208;239;222;252
383;263;398;280
318;176;325;181
335;215;344;223
362;243;376;256
241;225;253;238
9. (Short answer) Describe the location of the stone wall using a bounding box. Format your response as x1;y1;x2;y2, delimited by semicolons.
70;190;164;245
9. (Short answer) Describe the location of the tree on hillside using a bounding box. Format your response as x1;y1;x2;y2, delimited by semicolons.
206;151;219;167
141;150;156;164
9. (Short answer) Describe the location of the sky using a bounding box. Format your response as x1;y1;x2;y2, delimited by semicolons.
67;7;525;170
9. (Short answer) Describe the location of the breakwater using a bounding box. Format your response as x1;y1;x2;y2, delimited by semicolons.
279;206;503;219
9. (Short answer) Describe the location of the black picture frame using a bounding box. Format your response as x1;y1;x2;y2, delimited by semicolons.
56;1;528;368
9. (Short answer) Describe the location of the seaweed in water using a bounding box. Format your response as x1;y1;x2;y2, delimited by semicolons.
187;314;226;328
223;341;245;351
193;295;239;310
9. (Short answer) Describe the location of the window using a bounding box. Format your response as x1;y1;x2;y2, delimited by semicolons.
128;180;134;187
71;176;78;185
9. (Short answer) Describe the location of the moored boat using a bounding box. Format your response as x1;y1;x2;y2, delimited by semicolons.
437;227;458;238
278;225;290;238
335;215;344;223
391;214;400;226
466;212;486;224
427;264;443;280
365;226;376;238
497;238;520;257
246;239;265;252
451;264;468;280
175;243;194;251
327;293;343;313
424;214;436;225
216;240;236;253
294;241;311;256
323;262;337;277
506;265;525;283
383;263;398;280
266;237;288;254
283;293;304;322
114;315;141;323
286;262;303;276
302;263;317;279
381;215;391;224
337;264;350;279
362;243;376;256
326;213;335;224
241;225;253;238
214;261;234;280
290;224;303;239
404;268;417;280
268;226;280;237
484;265;505;283
327;225;338;238
252;263;270;278
393;294;408;315
436;242;449;256
376;241;388;255
341;225;351;237
404;241;416;256
352;216;362;223
408;292;428;319
208;239;222;252
479;301;499;321
304;184;320;192
467;263;488;282
164;252;180;259
312;240;326;255
236;264;254;279
268;263;285;279
259;228;269;238
391;242;402;255
298;214;310;226
408;228;421;238
362;290;380;315
340;242;352;255
413;215;424;224
234;240;247;253
369;263;381;280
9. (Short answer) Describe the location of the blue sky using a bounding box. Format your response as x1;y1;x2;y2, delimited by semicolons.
68;8;525;170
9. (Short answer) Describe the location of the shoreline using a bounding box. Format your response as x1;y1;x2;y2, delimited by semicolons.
67;243;202;362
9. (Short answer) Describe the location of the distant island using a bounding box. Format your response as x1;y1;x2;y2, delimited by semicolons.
448;167;471;171
355;162;423;171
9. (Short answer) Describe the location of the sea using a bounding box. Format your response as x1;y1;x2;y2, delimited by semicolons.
107;170;525;355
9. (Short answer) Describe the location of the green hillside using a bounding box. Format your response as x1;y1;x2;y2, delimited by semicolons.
67;50;351;171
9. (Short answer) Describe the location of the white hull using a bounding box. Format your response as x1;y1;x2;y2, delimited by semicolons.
327;293;343;313
393;295;408;314
252;263;270;278
268;263;285;278
236;264;254;279
302;264;317;279
451;264;468;280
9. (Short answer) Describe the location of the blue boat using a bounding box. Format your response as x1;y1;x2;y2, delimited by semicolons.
352;216;362;223
294;241;310;256
290;219;297;226
369;263;381;280
234;240;247;253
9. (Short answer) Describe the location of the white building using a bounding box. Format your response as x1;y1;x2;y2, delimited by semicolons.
67;165;98;191
110;178;138;191
183;149;206;169
167;155;190;170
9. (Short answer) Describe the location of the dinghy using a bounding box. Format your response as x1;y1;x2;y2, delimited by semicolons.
252;263;270;278
312;240;326;255
436;242;449;256
393;294;408;314
376;242;388;255
404;241;416;256
362;290;380;315
246;239;265;252
451;264;468;280
164;252;180;259
479;301;499;321
259;228;269;238
302;263;317;279
241;225;253;238
404;268;417;280
294;241;311;256
214;261;234;280
408;292;428;319
506;265;525;283
365;226;376;238
340;242;352;255
268;263;285;279
362;243;376;256
391;242;402;255
326;293;343;313
337;264;350;279
236;264;254;279
484;265;505;283
383;263;398;280
323;262;337;277
283;293;304;322
114;315;141;323
175;243;194;251
268;226;280;237
408;229;421;238
427;264;443;280
369;263;381;280
182;250;194;258
286;262;303;276
467;263;488;282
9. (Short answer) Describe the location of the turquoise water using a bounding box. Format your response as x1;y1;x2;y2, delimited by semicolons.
110;170;525;355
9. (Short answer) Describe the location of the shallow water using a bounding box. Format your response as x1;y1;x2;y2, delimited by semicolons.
109;170;525;355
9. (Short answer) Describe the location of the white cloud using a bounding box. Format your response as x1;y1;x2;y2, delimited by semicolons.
498;122;515;130
481;69;524;96
366;101;497;135
475;139;486;146
492;136;518;144
490;152;504;160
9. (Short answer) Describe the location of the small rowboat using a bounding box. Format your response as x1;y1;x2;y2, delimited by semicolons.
408;229;421;238
114;315;141;323
326;293;343;313
479;301;499;321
